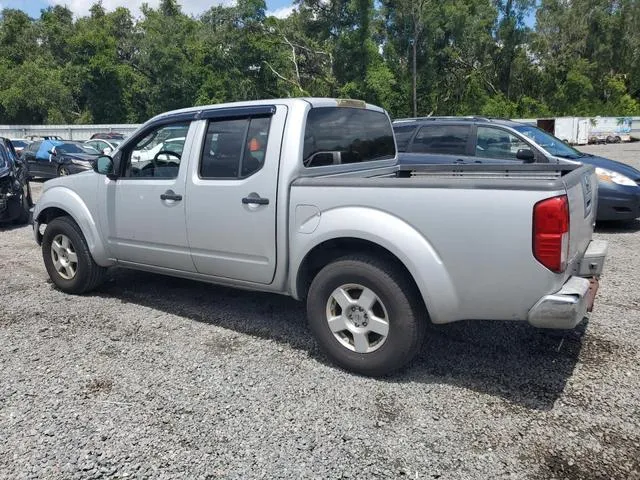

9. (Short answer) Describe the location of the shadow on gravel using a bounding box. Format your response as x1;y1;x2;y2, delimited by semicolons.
595;219;640;233
95;268;586;411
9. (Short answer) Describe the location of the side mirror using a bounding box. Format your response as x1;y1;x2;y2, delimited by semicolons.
516;148;536;163
103;147;112;155
94;155;115;178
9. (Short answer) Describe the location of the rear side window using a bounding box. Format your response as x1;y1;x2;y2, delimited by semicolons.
199;116;271;179
410;125;470;155
392;124;418;152
303;107;395;168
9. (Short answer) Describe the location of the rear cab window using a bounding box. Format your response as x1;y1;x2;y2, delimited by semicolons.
303;107;395;168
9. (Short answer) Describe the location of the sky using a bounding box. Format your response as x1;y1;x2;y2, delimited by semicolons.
0;0;297;19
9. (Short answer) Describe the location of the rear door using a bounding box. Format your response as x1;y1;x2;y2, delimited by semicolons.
24;141;42;175
184;105;285;284
406;124;475;163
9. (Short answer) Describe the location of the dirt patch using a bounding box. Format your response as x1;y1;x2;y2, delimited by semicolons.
531;430;640;480
84;377;114;395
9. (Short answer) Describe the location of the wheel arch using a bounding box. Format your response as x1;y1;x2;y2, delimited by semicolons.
290;208;460;324
34;187;114;266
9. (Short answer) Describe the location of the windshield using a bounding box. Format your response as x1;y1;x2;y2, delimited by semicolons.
57;143;99;155
512;125;585;159
11;140;28;148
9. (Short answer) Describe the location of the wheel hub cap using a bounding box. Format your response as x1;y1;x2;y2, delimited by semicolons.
325;284;390;354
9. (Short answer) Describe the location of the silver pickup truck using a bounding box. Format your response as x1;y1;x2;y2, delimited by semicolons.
32;98;607;376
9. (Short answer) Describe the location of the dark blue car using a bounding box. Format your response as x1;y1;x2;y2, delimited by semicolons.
393;117;640;222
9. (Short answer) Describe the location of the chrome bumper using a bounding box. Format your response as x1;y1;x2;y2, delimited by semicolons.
528;276;595;329
528;239;607;329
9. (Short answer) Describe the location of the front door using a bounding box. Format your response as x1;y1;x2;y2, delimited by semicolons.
103;120;196;272
184;106;285;284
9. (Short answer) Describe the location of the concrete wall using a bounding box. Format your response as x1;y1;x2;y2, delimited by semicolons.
0;124;140;141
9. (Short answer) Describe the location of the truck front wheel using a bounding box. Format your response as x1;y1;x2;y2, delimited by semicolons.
306;254;425;376
42;216;106;294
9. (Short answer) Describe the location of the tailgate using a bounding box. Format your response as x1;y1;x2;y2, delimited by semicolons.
564;164;598;276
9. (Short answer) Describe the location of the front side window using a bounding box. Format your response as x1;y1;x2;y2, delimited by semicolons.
200;116;271;179
303;107;395;167
123;122;189;179
410;125;470;155
475;127;529;160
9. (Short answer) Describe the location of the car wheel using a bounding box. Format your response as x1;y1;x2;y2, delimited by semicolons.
58;165;70;176
42;216;106;294
306;254;426;377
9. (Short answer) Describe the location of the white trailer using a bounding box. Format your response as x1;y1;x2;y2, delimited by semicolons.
588;117;632;143
536;117;589;145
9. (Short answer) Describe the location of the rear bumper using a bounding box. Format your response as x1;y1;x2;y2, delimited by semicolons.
528;240;607;329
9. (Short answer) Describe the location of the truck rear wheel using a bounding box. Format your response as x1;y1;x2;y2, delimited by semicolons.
306;254;425;376
42;216;106;294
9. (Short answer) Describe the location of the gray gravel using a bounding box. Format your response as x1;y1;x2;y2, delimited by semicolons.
1;144;639;479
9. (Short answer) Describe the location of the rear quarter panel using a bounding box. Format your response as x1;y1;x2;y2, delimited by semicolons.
289;180;580;324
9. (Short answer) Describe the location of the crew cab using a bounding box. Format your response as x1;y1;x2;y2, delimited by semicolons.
32;98;607;376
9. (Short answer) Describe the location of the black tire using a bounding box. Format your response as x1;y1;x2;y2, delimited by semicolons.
306;254;426;377
42;216;106;294
13;185;31;225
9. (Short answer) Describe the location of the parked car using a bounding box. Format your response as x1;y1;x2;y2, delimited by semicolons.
32;98;606;376
131;136;185;165
85;138;122;155
23;140;100;179
393;117;640;222
9;139;32;157
90;132;126;140
0;139;32;224
25;135;64;141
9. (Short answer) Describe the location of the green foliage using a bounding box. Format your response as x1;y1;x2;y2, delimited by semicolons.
0;0;639;124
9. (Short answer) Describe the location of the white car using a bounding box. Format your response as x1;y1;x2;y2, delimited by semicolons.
131;137;185;163
85;138;122;155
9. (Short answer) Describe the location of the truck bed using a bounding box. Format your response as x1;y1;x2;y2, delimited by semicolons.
290;162;597;324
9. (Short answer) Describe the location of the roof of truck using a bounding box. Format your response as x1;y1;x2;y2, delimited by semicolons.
392;116;526;127
148;98;387;126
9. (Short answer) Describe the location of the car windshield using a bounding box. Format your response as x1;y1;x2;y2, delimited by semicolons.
57;143;99;154
11;140;28;148
512;125;586;159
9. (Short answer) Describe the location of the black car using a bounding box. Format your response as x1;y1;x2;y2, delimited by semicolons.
0;138;32;225
393;116;640;222
23;140;100;179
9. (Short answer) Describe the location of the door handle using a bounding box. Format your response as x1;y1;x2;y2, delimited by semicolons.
455;158;465;163
242;196;269;205
160;191;182;201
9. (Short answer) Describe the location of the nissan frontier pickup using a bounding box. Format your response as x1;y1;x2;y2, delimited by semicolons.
32;98;607;376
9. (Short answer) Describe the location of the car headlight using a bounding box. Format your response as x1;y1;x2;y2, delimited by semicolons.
70;159;92;167
595;167;637;187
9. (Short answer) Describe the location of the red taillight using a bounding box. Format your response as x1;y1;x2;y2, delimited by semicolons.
533;195;569;273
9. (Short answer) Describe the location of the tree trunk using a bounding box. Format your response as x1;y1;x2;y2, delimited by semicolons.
412;33;418;116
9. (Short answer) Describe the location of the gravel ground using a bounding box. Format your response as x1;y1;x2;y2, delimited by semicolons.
1;144;639;479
